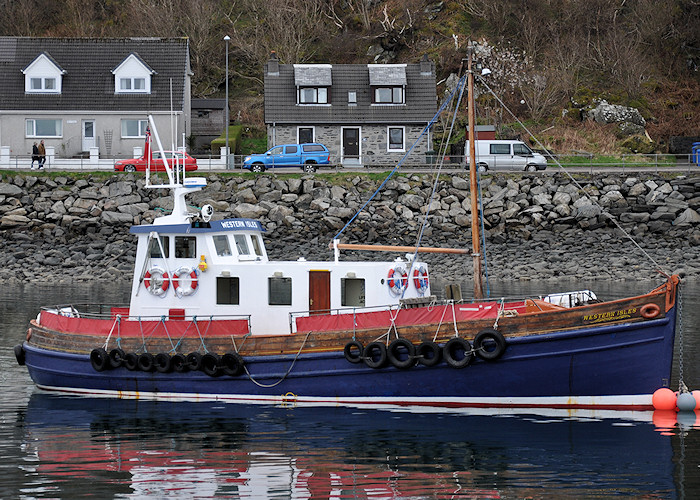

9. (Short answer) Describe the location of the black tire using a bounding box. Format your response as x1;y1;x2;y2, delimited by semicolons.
303;162;317;173
137;352;155;372
364;341;388;369
90;348;110;372
416;341;442;367
443;338;473;369
186;352;203;371
154;353;173;373
221;352;245;376
251;163;265;173
171;353;189;372
124;164;136;173
343;340;364;364
202;353;221;377
109;348;126;368
473;328;507;361
387;339;416;369
124;352;139;371
14;344;25;366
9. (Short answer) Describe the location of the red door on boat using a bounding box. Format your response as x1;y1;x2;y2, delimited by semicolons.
309;270;331;316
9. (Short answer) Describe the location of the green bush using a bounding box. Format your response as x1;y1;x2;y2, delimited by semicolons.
210;125;243;155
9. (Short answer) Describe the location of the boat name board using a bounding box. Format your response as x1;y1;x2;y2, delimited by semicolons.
583;307;637;324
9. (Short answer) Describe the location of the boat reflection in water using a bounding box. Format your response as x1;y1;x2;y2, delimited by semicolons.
21;392;683;498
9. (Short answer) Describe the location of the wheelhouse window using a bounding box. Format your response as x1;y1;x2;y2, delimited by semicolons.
388;127;405;151
175;236;196;258
213;235;232;256
251;235;264;256
121;119;148;138
298;87;329;104
26;119;62;138
149;235;170;258
234;234;249;255
217;277;240;305
373;86;404;104
490;144;511;155
341;278;365;307
269;277;292;305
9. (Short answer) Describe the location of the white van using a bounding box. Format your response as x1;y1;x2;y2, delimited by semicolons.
465;140;547;172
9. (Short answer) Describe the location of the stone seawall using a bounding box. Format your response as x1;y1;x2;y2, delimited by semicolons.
1;172;698;286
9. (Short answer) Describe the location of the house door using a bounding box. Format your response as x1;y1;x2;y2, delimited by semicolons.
342;127;361;166
308;270;330;316
82;120;96;151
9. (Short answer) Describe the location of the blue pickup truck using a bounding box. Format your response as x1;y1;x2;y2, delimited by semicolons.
243;143;331;173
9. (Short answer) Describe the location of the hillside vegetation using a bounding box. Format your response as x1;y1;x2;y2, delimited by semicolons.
2;0;698;154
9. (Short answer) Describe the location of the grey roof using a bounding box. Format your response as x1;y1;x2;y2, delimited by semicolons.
0;37;189;111
294;64;332;86
264;62;436;124
192;98;226;110
368;64;406;86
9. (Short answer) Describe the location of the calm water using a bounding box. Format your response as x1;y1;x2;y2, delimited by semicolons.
2;279;700;499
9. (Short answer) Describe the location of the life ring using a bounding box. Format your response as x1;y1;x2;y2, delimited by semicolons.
154;353;173;373
412;266;429;294
343;340;364;364
144;266;169;296
202;353;221;377
172;266;199;296
416;341;441;367
473;328;507;361
641;303;661;319
443;338;474;369
221;352;245;376
364;341;388;369
387;338;416;369
387;266;408;295
90;348;110;372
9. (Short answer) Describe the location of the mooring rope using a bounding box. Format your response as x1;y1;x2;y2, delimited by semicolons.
243;331;312;388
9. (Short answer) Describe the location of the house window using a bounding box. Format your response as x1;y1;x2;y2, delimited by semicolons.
348;91;357;104
268;277;292;305
490;144;511;155
217;277;240;305
26;119;62;138
341;278;365;307
388;127;405;151
119;77;146;92
121;119;148;138
373;86;403;104
298;127;314;144
29;77;56;92
299;87;329;104
175;236;196;258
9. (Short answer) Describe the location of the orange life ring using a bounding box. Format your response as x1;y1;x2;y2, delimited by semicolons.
413;266;429;294
172;266;198;296
144;266;169;296
387;266;408;295
640;303;661;319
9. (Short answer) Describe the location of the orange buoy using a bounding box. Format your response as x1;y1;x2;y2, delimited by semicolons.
652;387;677;411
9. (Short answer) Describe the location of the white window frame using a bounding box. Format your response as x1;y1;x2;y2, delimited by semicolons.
297;126;315;144
23;54;64;94
26;118;63;138
387;126;405;152
373;86;404;104
113;54;153;94
120;119;149;138
119;77;147;93
298;87;329;105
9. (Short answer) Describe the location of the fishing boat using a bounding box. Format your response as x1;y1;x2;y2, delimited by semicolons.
15;51;680;410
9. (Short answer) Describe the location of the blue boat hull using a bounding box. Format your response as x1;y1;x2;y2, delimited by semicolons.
23;308;677;409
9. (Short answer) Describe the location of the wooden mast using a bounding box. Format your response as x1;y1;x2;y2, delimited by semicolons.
467;47;485;299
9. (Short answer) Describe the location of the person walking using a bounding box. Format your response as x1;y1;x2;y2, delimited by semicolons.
38;140;46;169
31;142;39;169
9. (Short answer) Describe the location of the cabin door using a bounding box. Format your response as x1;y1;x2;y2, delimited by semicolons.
308;270;331;316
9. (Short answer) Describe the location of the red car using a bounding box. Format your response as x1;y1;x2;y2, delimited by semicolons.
114;151;198;172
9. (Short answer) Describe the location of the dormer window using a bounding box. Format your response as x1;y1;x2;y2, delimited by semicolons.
294;64;332;105
23;53;65;94
112;53;155;94
368;64;406;105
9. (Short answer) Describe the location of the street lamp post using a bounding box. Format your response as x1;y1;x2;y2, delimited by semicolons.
224;35;230;169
